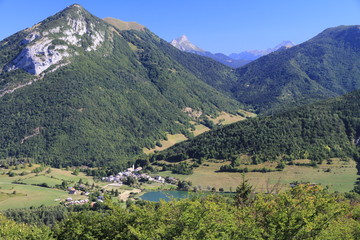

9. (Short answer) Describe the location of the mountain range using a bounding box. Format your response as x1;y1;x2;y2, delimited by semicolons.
170;35;295;68
171;26;360;114
1;4;360;167
0;4;242;167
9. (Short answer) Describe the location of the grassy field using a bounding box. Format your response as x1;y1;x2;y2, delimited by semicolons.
156;158;358;193
20;175;63;187
209;111;246;125
144;111;253;154
47;168;96;184
237;109;257;118
143;133;188;154
190;122;210;136
0;183;72;210
0;164;95;210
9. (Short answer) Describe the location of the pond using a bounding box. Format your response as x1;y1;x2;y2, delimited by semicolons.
139;190;192;202
140;190;233;202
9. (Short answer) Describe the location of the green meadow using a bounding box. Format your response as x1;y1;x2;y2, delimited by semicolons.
156;158;358;193
0;164;94;210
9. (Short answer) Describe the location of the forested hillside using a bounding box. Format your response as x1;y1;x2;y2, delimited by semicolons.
230;25;360;113
162;89;360;164
0;5;243;167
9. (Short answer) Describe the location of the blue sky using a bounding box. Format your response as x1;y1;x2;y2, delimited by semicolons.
1;0;360;54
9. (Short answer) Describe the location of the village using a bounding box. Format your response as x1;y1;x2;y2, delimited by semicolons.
101;165;178;185
63;165;179;206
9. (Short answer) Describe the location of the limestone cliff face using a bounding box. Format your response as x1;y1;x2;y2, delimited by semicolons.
4;37;70;75
3;4;105;75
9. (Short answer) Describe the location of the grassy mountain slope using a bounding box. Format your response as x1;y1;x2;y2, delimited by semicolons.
0;5;244;167
231;25;360;113
162;89;360;163
103;17;145;31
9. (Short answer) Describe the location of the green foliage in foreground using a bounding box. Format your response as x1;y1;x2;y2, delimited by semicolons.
2;205;83;227
54;185;360;239
1;185;360;239
163;89;360;164
0;214;53;240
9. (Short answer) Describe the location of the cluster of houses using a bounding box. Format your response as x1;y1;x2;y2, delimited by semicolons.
65;198;89;205
101;165;171;185
68;186;90;195
63;187;91;205
65;190;106;206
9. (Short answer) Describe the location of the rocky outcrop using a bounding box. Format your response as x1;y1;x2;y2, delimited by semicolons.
183;107;203;119
4;6;105;76
4;37;69;75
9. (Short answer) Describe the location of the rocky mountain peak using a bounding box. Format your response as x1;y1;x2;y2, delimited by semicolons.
2;4;106;75
273;41;295;50
68;3;82;9
178;35;189;42
170;35;204;52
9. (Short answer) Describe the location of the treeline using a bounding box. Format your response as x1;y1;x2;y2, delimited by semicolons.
1;184;360;239
161;90;360;164
219;164;278;173
3;205;71;227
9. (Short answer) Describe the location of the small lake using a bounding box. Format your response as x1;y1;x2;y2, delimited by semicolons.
140;190;191;202
140;190;233;202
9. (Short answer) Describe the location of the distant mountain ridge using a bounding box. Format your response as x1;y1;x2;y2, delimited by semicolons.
170;35;294;68
229;41;295;61
170;35;251;68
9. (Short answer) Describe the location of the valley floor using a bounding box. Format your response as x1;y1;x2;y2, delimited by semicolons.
156;158;358;193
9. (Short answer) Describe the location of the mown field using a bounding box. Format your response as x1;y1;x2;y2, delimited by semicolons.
143;111;255;154
156;158;358;193
0;164;94;210
143;133;188;154
209;111;246;125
